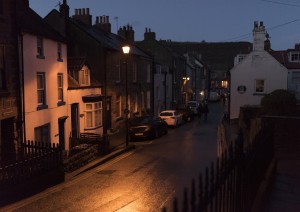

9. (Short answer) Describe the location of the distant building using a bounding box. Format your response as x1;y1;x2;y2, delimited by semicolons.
230;21;288;120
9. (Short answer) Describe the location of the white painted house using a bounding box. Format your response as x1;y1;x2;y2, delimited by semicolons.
230;21;288;120
21;7;70;149
67;58;102;145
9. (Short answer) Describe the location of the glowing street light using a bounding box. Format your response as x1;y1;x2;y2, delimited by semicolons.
122;45;130;146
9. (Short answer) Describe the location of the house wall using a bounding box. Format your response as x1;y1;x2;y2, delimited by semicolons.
230;51;288;120
67;88;102;136
22;33;70;145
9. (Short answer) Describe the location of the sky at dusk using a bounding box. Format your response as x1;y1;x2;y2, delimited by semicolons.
29;0;300;50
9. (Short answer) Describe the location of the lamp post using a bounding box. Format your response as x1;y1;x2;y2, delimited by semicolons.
182;77;190;104
122;45;130;146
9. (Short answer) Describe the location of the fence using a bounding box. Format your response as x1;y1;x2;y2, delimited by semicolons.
0;140;64;206
162;124;274;212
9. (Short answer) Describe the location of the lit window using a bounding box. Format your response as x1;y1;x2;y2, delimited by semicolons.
37;37;44;58
0;45;5;89
79;68;90;86
37;72;46;105
34;123;50;143
85;102;102;129
57;74;63;101
116;95;121;117
255;79;265;93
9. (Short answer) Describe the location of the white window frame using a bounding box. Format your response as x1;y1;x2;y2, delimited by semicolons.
37;72;46;105
57;42;62;61
290;52;300;62
84;102;102;129
79;67;90;86
37;36;44;57
57;73;63;102
255;79;265;93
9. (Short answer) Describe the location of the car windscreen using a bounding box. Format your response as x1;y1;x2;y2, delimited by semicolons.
129;117;152;125
160;112;173;116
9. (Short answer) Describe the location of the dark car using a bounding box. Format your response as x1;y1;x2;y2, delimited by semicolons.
128;115;168;141
175;104;194;122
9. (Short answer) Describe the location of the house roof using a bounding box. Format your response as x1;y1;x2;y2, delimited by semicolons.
19;6;65;42
67;57;102;89
269;50;300;69
68;17;151;58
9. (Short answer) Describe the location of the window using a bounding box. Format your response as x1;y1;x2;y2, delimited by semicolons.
37;37;44;58
255;79;265;93
147;91;150;109
79;68;90;86
134;93;138;113
0;45;5;89
85;102;102;129
37;72;46;106
132;62;137;82
146;63;151;83
290;52;300;62
34;123;50;143
116;60;121;82
57;74;64;103
116;95;121;117
57;42;63;61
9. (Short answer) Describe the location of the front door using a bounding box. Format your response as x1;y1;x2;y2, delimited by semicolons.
71;103;79;138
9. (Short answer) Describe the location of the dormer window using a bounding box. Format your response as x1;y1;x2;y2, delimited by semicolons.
79;67;90;86
36;37;45;59
289;52;300;62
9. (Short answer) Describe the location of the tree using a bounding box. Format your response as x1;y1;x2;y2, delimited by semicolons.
261;89;297;116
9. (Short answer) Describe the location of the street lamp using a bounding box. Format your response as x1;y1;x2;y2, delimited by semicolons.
122;45;130;146
182;77;190;104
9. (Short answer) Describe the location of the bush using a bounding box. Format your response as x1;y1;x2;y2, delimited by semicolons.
261;89;297;116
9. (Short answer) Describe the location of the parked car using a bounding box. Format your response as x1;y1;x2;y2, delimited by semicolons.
128;115;168;141
209;91;220;102
175;104;194;122
187;101;200;115
159;110;183;127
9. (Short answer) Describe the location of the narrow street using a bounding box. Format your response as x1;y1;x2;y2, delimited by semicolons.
2;101;225;212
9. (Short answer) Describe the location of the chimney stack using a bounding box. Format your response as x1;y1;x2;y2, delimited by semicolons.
252;20;266;51
72;8;92;26
117;24;135;42
144;27;156;41
94;15;111;33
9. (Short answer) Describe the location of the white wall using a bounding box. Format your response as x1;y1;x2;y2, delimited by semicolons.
22;33;70;145
67;88;102;136
230;51;288;120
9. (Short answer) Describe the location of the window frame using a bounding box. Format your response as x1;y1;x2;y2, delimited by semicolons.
34;123;50;143
37;72;48;110
57;73;65;105
289;51;300;62
254;79;265;93
78;68;90;86
84;101;102;129
57;42;63;62
36;36;45;59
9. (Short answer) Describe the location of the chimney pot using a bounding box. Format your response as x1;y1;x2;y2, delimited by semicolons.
100;16;103;23
106;16;109;23
96;16;99;24
75;9;78;15
87;8;89;15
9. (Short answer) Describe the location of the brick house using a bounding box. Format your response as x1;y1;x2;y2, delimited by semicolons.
0;0;20;163
45;0;154;136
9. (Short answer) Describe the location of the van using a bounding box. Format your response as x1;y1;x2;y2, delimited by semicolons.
187;101;199;115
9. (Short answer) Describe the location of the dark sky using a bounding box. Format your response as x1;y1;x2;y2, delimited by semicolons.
30;0;300;50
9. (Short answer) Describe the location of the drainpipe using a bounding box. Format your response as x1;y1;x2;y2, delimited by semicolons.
18;34;26;143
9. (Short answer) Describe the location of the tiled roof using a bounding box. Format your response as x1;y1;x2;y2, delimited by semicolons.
19;7;65;42
269;50;300;69
69;18;151;58
67;57;102;88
